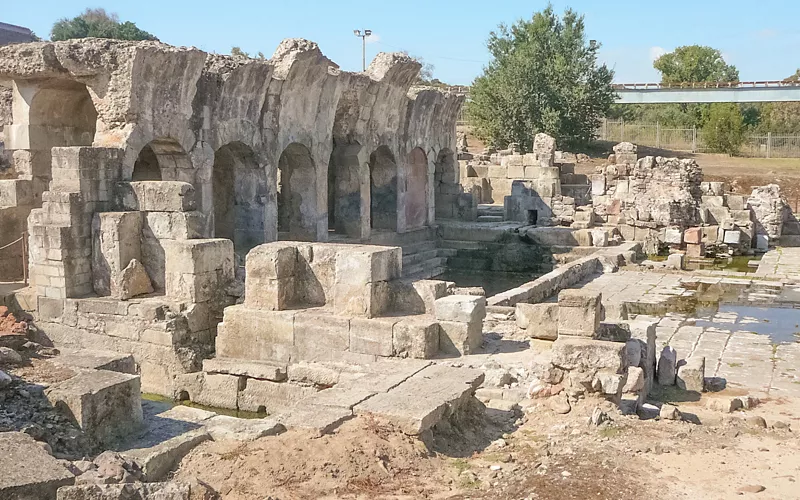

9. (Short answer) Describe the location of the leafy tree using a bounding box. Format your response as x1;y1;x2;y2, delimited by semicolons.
654;45;739;84
702;103;744;154
230;47;266;60
467;6;614;150
51;8;157;41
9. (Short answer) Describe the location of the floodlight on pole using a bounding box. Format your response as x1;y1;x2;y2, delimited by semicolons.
354;29;372;71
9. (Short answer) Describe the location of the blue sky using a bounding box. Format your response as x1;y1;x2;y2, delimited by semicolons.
5;0;800;85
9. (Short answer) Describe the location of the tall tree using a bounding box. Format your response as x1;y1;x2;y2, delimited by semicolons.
654;45;739;84
467;6;615;150
51;8;157;41
703;103;744;154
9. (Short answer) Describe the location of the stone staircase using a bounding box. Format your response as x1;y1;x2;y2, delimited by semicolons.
477;204;504;222
401;240;455;280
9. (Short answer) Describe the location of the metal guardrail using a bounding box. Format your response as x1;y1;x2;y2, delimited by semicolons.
612;81;800;90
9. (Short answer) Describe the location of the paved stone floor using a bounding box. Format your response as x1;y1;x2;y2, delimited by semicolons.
569;256;800;398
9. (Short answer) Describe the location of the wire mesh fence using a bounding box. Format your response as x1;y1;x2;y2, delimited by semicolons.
597;120;800;158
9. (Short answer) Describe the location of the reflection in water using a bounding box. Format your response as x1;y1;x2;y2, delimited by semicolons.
694;304;800;344
437;270;540;297
141;393;267;419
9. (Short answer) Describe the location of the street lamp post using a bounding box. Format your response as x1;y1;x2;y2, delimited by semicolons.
353;29;372;71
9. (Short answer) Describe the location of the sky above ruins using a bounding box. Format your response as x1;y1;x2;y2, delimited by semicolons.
5;0;800;85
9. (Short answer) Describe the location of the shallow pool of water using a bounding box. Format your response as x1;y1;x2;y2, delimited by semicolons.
141;393;267;419
437;270;539;297
648;254;760;273
694;304;800;344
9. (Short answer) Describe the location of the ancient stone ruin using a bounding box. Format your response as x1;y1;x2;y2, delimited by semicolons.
1;36;799;500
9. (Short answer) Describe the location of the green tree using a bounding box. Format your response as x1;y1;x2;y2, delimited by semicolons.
230;47;266;60
654;45;739;84
467;6;614;150
51;8;157;41
702;103;744;154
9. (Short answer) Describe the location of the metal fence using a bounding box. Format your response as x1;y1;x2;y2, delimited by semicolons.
597;120;800;158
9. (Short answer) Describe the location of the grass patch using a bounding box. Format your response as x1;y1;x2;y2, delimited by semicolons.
598;426;622;439
728;362;743;368
451;459;471;474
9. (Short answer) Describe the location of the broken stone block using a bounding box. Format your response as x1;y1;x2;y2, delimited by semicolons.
592;371;626;397
706;397;743;413
434;295;487;323
244;243;299;309
664;227;683;245
591;174;606;196
118;259;153;300
215;306;295;362
623;366;645;393
660;403;682;420
595;322;631;342
91;211;143;298
665;253;684;270
277;405;354;436
590;228;608;247
557;289;602;337
657;346;677;386
603;302;628;321
238;378;316;414
550;337;625;374
677;356;705;392
684;227;702;244
625;339;642;367
515;302;558;340
439;320;483;356
202;358;287;381
45;371;144;446
174;372;242;410
164;239;234;302
349;317;398;357
0;432;75;499
118;181;197;212
723;230;742;245
393;317;440;359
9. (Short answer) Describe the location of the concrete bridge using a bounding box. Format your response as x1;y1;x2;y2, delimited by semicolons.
446;81;800;104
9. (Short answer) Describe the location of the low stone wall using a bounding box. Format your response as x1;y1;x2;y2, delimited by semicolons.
487;242;640;307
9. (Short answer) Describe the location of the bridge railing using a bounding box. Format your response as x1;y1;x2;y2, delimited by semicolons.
613;81;800;90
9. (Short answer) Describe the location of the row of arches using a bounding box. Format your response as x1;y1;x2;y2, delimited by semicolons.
129;138;456;253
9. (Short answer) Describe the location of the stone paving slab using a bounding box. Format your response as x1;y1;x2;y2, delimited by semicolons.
354;364;484;435
0;431;75;498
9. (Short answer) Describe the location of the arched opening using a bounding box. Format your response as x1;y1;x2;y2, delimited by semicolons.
328;141;363;238
28;80;97;148
278;143;317;241
132;144;162;181
406;147;429;230
213;142;267;254
434;148;458;219
369;146;398;232
131;138;192;182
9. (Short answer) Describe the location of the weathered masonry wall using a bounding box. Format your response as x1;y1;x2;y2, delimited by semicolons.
0;38;464;286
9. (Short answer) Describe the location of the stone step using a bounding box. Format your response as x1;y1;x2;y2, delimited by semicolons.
401;240;437;256
402;248;440;267
402;256;448;278
779;235;800;247
477;215;504;222
404;265;446;281
438;239;487;251
437;248;458;258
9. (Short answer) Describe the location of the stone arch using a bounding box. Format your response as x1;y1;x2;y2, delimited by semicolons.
405;147;429;230
213;142;267;254
328;141;366;238
434;148;458;219
27;80;98;147
278;143;317;241
131;138;193;182
369;146;398;231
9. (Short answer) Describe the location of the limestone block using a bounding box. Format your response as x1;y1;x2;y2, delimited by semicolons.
665;253;684;270
550;337;625;374
684;227;702;244
730;209;752;225
45;370;143;446
595;322;631;342
501;154;523;167
488;165;506;178
164;239;233;302
677;356;705;392
590;228;608;247
725;194;747;210
506;163;524;179
625;340;642;367
202;358;287;381
350;317;398;357
393;317;440;359
701;195;724;208
434;295;486;323
336;245;402;283
686;243;705;259
604;302;628;321
657;346;677;386
142;211;205;240
175;372;242;410
238;378;317;413
118;259;154;300
723;230;742;244
755;234;769;250
439;320;483;356
592;371;626;396
410;280;449;314
515;302;558;340
0;179;33;207
591;174;606;196
664;227;683;244
215;306;295;362
623;366;645;393
116;181;196;212
293;311;350;362
557;289;602;337
333;280;391;319
0;432;75;499
92;211;143;298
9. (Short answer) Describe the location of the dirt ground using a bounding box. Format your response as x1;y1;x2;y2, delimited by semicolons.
173;393;800;499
